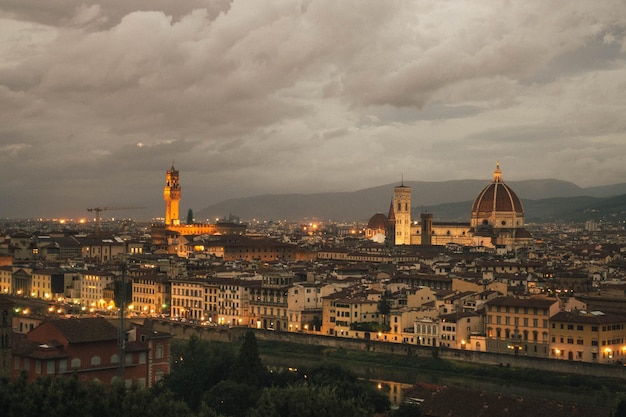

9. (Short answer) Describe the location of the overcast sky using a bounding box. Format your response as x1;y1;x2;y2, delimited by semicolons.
1;1;625;220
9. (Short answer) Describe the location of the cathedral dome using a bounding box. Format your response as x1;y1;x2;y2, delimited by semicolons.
471;164;524;231
367;213;388;230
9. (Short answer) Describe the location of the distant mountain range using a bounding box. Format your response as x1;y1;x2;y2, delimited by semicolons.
196;179;626;223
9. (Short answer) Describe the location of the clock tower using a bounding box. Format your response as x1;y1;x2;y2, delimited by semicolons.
163;165;181;226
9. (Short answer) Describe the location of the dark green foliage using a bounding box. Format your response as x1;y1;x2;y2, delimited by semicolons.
350;322;390;332
229;330;268;387
616;399;626;417
377;296;392;320
0;374;194;417
160;334;235;411
295;364;390;414
1;333;391;417
309;315;322;331
248;384;368;417
203;380;259;417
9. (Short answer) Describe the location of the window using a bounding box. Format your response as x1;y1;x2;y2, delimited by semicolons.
71;358;81;369
47;361;55;374
58;359;67;373
91;356;101;366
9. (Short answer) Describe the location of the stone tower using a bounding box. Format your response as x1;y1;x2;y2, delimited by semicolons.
163;165;181;226
420;212;433;246
393;183;411;245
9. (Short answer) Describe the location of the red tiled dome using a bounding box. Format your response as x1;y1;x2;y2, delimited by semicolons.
367;213;388;230
471;164;523;216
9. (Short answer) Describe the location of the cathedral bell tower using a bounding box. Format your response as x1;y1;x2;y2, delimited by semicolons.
164;165;181;226
393;182;411;245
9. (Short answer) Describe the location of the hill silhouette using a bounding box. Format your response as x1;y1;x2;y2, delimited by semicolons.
196;179;626;223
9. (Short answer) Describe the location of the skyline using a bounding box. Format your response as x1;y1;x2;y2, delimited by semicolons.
1;1;625;219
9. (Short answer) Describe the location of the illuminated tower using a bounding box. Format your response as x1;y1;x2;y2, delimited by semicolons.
163;165;181;226
393;182;411;245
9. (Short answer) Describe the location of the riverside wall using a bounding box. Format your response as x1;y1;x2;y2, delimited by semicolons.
139;319;626;380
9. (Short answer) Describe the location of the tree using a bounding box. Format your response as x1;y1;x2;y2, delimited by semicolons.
159;335;235;411
377;295;392;325
203;380;259;417
187;209;194;224
229;330;268;387
616;398;626;417
298;364;390;414
309;315;322;331
248;384;368;417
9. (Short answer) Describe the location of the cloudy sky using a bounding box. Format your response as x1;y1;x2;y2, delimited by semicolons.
1;1;625;220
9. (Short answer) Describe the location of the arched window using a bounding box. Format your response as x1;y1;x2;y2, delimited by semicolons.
155;343;163;359
91;356;101;366
71;358;81;368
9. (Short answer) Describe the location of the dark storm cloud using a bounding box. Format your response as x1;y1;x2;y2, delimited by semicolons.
0;1;625;218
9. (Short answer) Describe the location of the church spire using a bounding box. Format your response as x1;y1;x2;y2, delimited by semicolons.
493;162;503;183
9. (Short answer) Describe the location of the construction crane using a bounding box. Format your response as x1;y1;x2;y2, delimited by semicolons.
86;206;145;234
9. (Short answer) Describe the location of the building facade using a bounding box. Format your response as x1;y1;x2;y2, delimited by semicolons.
485;296;559;357
11;318;170;387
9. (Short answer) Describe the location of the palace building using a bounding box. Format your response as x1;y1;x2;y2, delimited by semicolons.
367;164;533;250
151;165;245;245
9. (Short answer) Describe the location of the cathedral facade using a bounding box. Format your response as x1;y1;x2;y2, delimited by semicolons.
367;164;533;250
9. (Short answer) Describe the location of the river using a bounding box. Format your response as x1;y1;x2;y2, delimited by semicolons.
261;353;619;409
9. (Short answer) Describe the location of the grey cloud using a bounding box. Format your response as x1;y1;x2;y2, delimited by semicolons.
1;1;625;218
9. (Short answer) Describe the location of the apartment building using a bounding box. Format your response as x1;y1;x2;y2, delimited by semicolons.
80;270;116;310
12;317;171;387
438;311;483;349
214;278;259;327
249;274;293;331
485;296;560;357
170;278;205;320
321;288;381;338
549;310;626;364
130;274;170;316
287;281;343;332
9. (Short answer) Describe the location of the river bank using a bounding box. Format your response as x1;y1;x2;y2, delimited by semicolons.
256;339;624;410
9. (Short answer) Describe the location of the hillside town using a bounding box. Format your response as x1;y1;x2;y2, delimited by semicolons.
1;165;625;389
